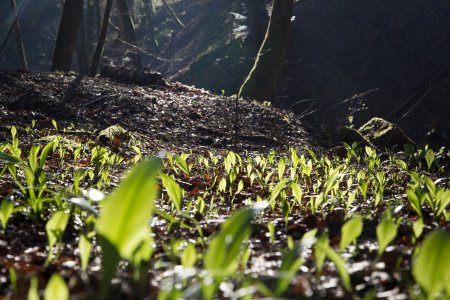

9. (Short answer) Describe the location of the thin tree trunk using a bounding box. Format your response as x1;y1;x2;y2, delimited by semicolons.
116;0;142;66
86;0;96;56
161;0;185;29
51;0;84;72
10;0;28;70
76;1;89;75
142;0;158;50
238;0;294;102
95;0;102;33
90;0;114;76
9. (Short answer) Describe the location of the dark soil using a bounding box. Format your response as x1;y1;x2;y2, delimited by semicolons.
0;70;322;152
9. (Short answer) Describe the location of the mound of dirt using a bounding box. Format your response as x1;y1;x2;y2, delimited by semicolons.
0;70;322;151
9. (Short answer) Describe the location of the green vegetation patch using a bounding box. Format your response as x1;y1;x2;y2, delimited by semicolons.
0;122;449;299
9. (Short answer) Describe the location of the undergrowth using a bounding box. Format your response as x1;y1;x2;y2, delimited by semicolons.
0;122;449;299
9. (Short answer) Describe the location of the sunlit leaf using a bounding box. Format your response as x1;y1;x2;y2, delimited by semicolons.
46;211;69;249
291;182;303;206
0;199;13;230
44;273;68;300
218;178;227;193
79;234;92;272
322;243;352;291
204;201;268;277
412;218;423;239
160;173;183;211
376;216;398;256
96;158;161;298
412;231;450;298
269;179;288;208
314;233;329;272
277;158;286;180
339;216;363;252
97;158;161;259
39;142;54;169
424;149;435;170
28;276;39;300
181;243;197;269
407;189;423;218
175;155;190;175
267;222;275;243
436;190;450;217
275;243;303;296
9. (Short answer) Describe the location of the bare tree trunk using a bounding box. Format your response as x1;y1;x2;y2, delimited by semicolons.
116;0;136;43
142;0;158;50
238;0;294;102
90;0;114;76
10;0;28;70
86;0;96;56
76;1;89;75
51;0;84;72
95;0;102;33
116;0;142;66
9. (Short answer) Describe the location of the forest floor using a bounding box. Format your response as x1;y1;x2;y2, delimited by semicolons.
0;70;449;299
0;70;324;152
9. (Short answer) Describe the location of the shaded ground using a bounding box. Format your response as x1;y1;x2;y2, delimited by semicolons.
0;70;318;151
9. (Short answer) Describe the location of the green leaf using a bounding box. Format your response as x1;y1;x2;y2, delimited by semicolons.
44;273;69;300
424;148;435;170
358;179;368;199
275;243;303;296
436;190;450;217
291;182;303;206
79;234;92;272
236;180;244;195
277;158;286;180
28;145;39;173
314;233;329;272
323;166;342;196
175;155;190;175
181;243;197;269
407;189;423;218
0;199;13;230
269;179;288;208
28;276;39;300
204;201;268;277
412;231;450;298
46;211;69;249
160;173;183;211
412;218;423;239
39;142;54;169
96;158;161;299
322;244;352;291
376;216;398;257
217;177;227;193
339;216;364;252
131;235;153;274
346;190;357;210
0;152;22;165
267;222;275;243
96;157;161;259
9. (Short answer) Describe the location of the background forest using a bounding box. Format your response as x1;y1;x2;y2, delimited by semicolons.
2;0;450;147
